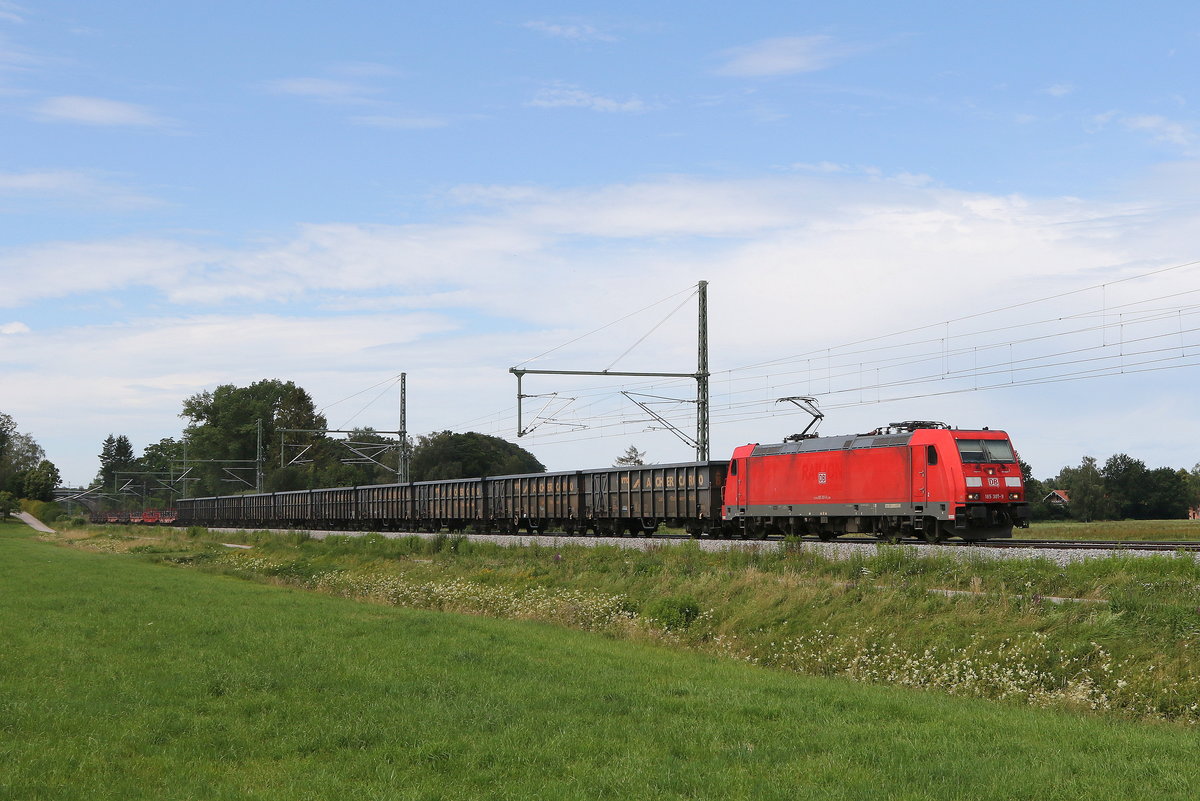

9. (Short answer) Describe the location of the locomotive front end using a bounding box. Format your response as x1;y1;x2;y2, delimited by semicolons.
940;430;1032;539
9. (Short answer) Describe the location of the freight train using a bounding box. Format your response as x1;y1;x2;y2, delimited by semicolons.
173;421;1030;542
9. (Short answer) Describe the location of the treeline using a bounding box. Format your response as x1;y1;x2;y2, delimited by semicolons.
96;379;544;506
0;412;61;514
1024;454;1200;522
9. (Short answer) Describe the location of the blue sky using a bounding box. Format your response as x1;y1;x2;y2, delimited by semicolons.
2;1;1199;486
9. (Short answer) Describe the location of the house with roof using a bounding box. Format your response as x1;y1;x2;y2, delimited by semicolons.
1042;489;1070;506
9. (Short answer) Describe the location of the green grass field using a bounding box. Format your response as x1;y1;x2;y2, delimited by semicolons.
1022;519;1200;541
36;521;1200;722
6;524;1200;799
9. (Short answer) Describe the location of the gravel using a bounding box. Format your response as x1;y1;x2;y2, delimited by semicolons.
212;527;1200;567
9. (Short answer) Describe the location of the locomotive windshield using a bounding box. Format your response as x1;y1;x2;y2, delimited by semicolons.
956;438;1016;464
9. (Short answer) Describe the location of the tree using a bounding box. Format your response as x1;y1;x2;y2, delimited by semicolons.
0;491;17;518
1101;453;1149;519
409;431;544;481
22;460;61;502
140;437;184;475
1143;467;1190;520
614;445;647;467
96;434;138;490
181;379;329;495
1187;464;1200;516
0;412;14;469
1055;456;1110;522
0;414;58;500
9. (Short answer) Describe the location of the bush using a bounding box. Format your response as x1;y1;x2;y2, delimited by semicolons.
0;491;18;518
645;595;701;631
20;500;63;524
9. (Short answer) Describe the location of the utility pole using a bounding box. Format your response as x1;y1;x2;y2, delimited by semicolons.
276;371;411;481
398;372;410;483
696;279;709;460
511;280;711;462
256;418;264;493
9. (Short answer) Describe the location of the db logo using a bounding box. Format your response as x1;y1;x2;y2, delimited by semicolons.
818;472;827;484
987;477;1000;487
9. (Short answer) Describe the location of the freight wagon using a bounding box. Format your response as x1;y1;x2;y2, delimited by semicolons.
176;461;728;537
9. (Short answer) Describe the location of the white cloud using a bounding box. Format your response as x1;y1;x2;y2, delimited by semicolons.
0;170;161;209
0;238;210;308
528;84;649;113
1089;111;1197;153
351;114;448;130
4;173;1182;317
523;20;615;42
1123;114;1195;148
0;31;43;72
1;321;29;334
331;62;401;78
5;170;1200;483
716;35;855;77
263;77;381;104
34;95;172;127
1044;82;1074;97
0;2;24;24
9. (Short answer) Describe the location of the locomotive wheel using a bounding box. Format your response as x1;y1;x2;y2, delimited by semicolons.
923;525;944;544
877;525;903;544
817;530;836;542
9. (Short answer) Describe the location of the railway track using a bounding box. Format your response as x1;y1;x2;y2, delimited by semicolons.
975;538;1200;552
204;526;1200;554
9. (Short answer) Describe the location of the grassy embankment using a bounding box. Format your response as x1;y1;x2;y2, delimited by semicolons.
5;523;1200;800
38;521;1200;724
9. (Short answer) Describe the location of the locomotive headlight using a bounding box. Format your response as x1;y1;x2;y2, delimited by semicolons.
967;492;981;501
1009;493;1020;500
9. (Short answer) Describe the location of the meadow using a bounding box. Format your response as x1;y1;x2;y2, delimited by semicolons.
1021;518;1200;541
6;522;1200;800
38;520;1200;723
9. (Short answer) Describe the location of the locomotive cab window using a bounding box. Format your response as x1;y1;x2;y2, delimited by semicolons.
956;439;1016;464
926;445;938;465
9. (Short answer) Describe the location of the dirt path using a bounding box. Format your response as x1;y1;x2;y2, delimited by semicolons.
11;511;55;534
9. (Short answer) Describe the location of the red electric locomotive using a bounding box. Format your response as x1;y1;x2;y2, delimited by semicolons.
722;421;1030;542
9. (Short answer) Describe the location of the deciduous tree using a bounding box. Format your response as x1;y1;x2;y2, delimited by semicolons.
1055;456;1109;522
181;379;328;495
22;460;61;502
1101;453;1149;519
0;414;59;500
410;431;544;481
